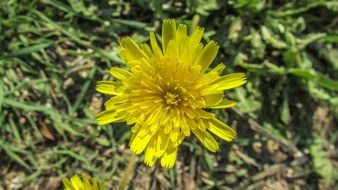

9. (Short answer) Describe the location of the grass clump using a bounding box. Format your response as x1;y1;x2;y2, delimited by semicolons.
0;0;337;189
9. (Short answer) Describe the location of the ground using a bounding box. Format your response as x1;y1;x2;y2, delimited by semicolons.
0;0;337;189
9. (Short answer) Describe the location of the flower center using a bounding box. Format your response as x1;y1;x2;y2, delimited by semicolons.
164;92;181;105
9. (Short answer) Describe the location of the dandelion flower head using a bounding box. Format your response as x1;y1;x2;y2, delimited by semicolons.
63;174;104;190
97;19;246;168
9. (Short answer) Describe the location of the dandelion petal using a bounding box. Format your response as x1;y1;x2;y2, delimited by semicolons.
208;118;237;141
160;143;178;168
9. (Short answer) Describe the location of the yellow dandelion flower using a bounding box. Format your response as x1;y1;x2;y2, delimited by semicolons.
96;19;246;168
63;174;105;190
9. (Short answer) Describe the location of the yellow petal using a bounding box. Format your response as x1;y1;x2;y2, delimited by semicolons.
165;40;179;59
96;81;121;95
164;124;172;134
120;37;149;62
176;24;187;43
81;174;90;185
209;99;236;109
195;41;219;72
160;142;178;168
197;109;215;119
131;123;142;133
130;128;152;154
110;67;131;81
181;26;204;67
189;43;203;67
162;19;176;53
196;63;225;87
213;73;247;91
175;132;186;147
141;43;153;58
180;117;191;136
213;63;226;74
196;71;221;89
91;177;98;190
96;109;123;125
144;136;157;166
145;105;163;126
63;179;76;190
99;181;105;190
192;128;219;152
104;95;130;110
200;73;246;96
150;32;163;57
155;130;170;157
203;93;224;107
170;128;179;142
70;175;84;188
208;118;236;141
189;26;204;47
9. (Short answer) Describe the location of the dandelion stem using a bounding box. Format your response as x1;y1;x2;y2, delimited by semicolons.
118;153;137;190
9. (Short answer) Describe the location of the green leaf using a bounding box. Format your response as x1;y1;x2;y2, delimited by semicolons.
280;88;290;124
288;68;338;91
299;33;326;50
8;41;55;56
310;139;336;182
235;87;260;113
261;26;287;49
111;19;148;29
0;140;31;171
203;151;214;172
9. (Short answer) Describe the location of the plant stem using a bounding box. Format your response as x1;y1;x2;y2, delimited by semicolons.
118;153;137;190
